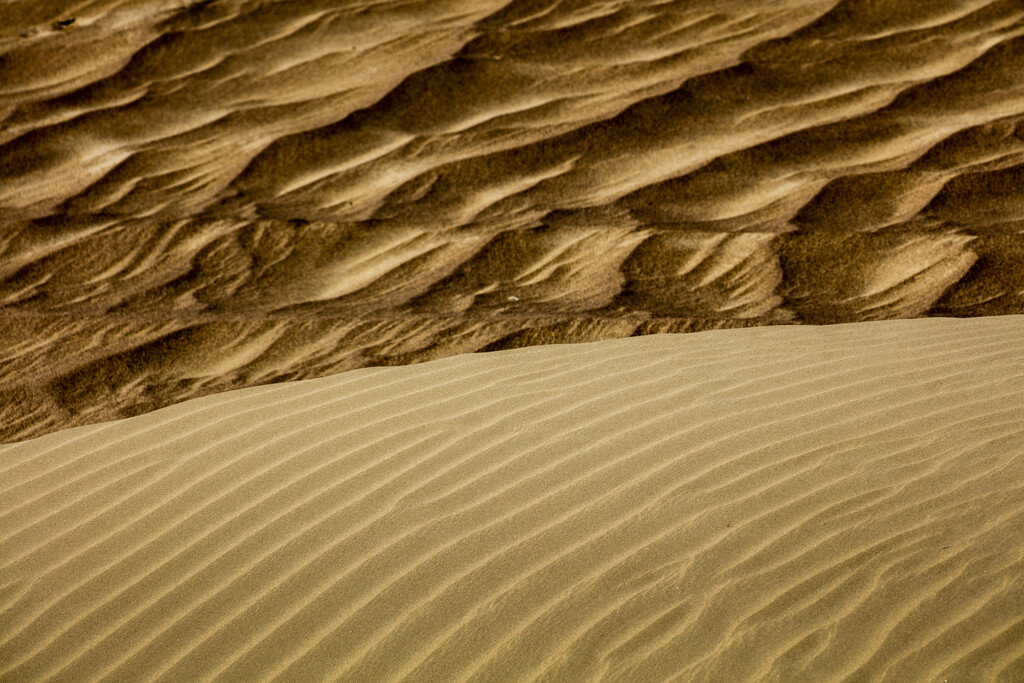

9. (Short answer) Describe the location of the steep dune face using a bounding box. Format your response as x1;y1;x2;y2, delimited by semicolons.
1;316;1023;682
2;0;1024;441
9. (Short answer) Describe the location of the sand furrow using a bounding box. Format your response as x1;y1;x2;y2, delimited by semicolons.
2;1;1024;441
461;399;1024;681
0;347;530;530
0;316;1021;681
6;356;655;675
0;364;544;667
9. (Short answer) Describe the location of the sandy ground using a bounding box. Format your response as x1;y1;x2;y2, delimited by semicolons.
2;4;1024;677
2;0;1024;441
1;315;1023;682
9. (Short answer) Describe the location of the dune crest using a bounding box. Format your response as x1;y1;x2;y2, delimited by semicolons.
2;315;1023;681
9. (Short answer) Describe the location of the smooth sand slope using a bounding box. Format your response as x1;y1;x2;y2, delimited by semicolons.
2;315;1023;682
4;0;1024;442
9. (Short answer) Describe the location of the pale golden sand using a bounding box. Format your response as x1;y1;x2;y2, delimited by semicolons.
2;315;1023;681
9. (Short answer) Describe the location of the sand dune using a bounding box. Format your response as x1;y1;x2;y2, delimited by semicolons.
1;315;1022;681
3;1;1024;441
4;3;1024;679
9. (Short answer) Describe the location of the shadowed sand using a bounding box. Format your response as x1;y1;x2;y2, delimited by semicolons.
2;315;1023;682
3;0;1024;442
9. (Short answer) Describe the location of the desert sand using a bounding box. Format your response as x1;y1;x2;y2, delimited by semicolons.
2;0;1024;441
3;1;1024;680
2;315;1023;682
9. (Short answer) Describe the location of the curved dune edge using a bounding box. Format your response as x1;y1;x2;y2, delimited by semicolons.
2;316;1024;682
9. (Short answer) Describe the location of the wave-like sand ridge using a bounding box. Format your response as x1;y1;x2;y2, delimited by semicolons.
1;316;1023;681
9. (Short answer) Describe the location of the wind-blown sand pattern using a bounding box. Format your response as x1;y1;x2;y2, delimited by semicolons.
1;316;1023;682
3;0;1024;440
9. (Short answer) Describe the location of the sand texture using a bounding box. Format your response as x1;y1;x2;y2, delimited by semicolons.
1;315;1023;681
3;1;1024;441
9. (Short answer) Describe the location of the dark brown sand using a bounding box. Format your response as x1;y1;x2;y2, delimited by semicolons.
1;2;1023;436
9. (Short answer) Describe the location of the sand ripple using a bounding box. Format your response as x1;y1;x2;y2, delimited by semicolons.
1;1;1024;441
1;315;1023;681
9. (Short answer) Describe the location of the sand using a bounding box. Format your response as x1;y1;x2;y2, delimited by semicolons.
3;3;1024;678
3;0;1024;441
2;315;1023;681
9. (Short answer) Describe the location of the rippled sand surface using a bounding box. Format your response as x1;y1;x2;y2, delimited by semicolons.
3;315;1024;682
4;5;1024;675
1;5;1023;431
